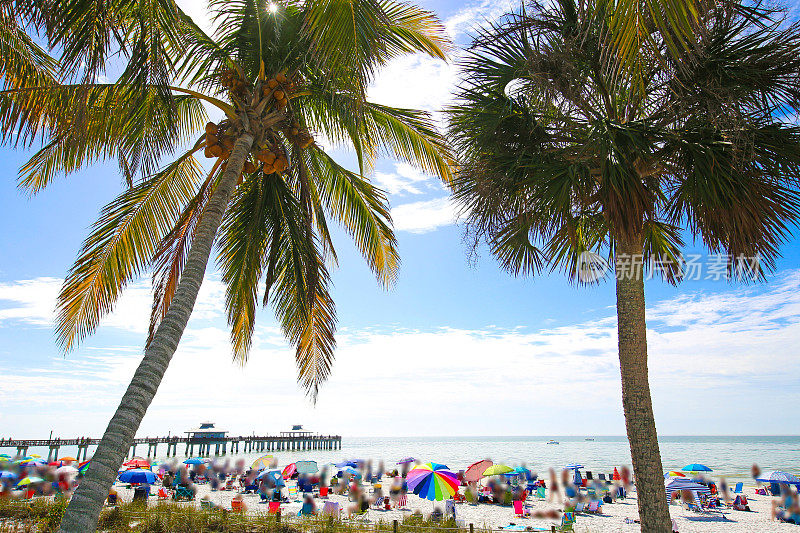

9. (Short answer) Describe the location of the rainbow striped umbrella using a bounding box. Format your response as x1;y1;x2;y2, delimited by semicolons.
407;463;459;501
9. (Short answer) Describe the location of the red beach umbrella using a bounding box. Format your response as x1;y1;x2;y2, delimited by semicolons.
282;463;297;479
465;460;493;483
123;458;151;470
613;467;621;481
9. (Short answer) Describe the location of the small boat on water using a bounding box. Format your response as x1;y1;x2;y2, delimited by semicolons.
585;438;595;441
546;439;559;445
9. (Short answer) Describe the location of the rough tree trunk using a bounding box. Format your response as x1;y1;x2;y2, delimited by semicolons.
615;236;672;533
57;133;255;533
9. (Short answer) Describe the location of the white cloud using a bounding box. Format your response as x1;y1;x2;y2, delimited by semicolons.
374;162;440;196
391;196;457;233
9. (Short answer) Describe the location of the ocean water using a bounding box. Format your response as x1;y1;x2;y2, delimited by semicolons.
19;435;799;483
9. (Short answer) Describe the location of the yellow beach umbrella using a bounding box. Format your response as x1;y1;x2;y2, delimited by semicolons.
483;464;513;476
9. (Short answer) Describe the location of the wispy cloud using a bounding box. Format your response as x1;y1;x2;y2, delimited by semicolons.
374;163;441;196
391;197;457;233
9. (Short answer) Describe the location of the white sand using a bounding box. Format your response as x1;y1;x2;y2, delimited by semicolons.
109;482;798;532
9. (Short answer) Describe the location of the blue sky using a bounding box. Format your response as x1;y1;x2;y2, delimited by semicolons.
2;0;800;440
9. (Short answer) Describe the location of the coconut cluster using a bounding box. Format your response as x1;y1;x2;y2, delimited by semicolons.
202;70;315;183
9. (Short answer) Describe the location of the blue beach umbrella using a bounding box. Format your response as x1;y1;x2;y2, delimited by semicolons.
256;469;285;487
335;461;358;468
0;471;17;480
756;471;800;485
183;458;207;465
341;466;362;479
118;469;157;484
681;464;712;473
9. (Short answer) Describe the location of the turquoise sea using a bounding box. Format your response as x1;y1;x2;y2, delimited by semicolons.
18;435;800;483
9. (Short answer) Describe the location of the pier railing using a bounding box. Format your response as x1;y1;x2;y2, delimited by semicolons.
0;434;342;461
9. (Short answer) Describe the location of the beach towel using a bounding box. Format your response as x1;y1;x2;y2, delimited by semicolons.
322;501;340;516
398;493;407;508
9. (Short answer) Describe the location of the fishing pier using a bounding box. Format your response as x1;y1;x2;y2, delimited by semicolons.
0;427;341;461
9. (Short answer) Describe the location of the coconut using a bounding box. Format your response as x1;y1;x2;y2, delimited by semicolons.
204;146;214;158
290;128;299;136
206;133;218;146
268;79;278;89
243;161;256;173
237;174;244;186
273;90;285;101
275;73;287;84
205;122;218;134
221;137;235;150
209;144;224;157
263;164;275;174
274;157;288;172
300;137;314;149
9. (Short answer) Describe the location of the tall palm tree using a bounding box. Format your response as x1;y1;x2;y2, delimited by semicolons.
3;0;452;530
446;1;800;530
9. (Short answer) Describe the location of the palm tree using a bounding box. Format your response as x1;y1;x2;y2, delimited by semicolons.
446;1;800;530
3;0;452;530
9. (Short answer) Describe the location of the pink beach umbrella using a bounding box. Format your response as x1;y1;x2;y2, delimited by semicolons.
465;460;493;483
282;463;297;479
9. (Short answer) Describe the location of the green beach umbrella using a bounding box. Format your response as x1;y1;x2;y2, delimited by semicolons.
483;464;513;476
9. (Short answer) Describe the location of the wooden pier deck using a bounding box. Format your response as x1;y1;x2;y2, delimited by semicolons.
0;434;342;461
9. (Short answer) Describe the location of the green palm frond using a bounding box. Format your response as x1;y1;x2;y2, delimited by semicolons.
0;84;206;191
0;6;59;94
56;151;205;351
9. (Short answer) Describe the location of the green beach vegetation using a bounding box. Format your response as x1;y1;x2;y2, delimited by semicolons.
0;498;470;533
1;0;453;531
445;0;800;531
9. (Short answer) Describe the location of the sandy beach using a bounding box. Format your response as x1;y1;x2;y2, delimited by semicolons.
105;481;798;532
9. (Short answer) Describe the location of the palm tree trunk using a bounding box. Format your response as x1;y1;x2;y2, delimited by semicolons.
57;133;254;533
614;236;671;533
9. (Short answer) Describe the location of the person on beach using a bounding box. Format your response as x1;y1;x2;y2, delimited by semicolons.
548;468;560;503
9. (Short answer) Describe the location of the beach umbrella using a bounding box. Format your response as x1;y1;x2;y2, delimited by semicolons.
483;464;513;476
0;454;10;458
78;461;91;474
58;456;77;463
56;465;78;477
250;455;274;470
341;466;361;479
183;458;207;465
282;463;297;479
681;464;712;473
465;460;492;483
15;476;44;487
612;468;621;481
295;460;318;474
756;471;800;485
0;471;17;480
664;471;686;478
17;459;45;467
335;460;358;468
256;469;285;487
564;463;584;470
28;454;41;459
407;463;459;501
118;469;157;484
123;458;150;469
396;457;416;465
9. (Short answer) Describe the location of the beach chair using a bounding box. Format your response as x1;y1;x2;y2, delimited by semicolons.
397;493;408;508
231;498;244;512
586;501;601;513
298;501;315;516
157;488;170;500
559;512;575;532
200;499;215;510
446;499;457;519
733;482;743;494
173;486;194;501
513;500;530;517
288;485;299;499
323;501;340;516
755;487;767;495
573;502;584;513
598;473;606;481
585;471;593;480
320;486;329;498
268;501;281;514
536;486;546;499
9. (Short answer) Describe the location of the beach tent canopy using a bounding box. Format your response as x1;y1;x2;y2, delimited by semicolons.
295;460;318;474
664;478;711;501
756;471;800;485
465;460;492;482
396;457;416;465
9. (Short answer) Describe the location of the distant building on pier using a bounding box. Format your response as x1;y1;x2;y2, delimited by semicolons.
185;421;228;440
280;425;314;438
